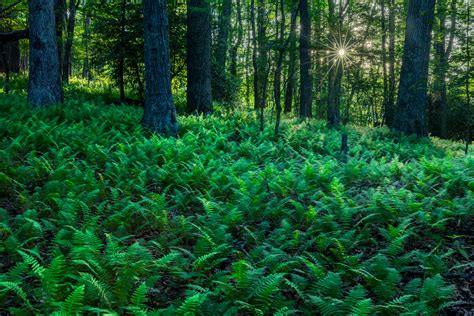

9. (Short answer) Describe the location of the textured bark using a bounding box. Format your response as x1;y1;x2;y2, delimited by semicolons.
299;0;312;118
257;0;269;130
187;0;213;114
141;0;178;135
327;0;341;127
118;0;126;101
387;0;396;127
251;0;259;111
28;0;63;107
284;0;298;114
230;0;243;77
0;41;20;73
393;0;435;137
274;0;285;138
381;0;390;126
433;0;456;139
62;0;78;82
54;0;65;79
215;0;232;78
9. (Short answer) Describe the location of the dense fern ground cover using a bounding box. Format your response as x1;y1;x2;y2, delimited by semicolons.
0;90;473;315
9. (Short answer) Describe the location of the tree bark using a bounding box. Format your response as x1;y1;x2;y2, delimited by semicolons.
387;0;396;127
327;0;342;127
284;0;298;114
299;0;312;118
28;0;63;107
118;0;126;101
187;0;213;114
393;0;435;137
141;0;178;135
433;0;456;139
230;0;243;77
54;0;65;80
251;0;259;111
62;0;78;83
213;0;232;101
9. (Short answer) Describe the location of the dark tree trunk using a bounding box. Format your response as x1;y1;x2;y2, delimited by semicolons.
393;0;435;137
28;0;63;107
381;0;390;127
1;45;10;93
327;0;341;127
213;0;232;101
284;0;298;114
299;0;312;118
433;0;456;139
257;0;269;130
54;0;65;80
187;0;213;114
141;0;178;135
62;0;78;83
251;0;259;111
82;13;90;80
387;0;396;127
274;0;285;138
230;0;243;77
118;0;126;101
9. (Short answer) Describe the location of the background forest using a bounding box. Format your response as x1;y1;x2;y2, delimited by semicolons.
0;0;473;315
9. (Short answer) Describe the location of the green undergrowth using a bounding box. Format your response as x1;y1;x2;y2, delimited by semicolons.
0;92;473;315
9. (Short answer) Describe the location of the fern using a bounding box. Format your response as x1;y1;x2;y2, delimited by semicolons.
61;285;85;315
0;281;32;308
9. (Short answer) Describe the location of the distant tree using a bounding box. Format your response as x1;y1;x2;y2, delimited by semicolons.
62;0;79;83
299;0;312;118
213;0;232;102
284;0;298;114
187;0;212;114
393;0;435;137
28;0;63;107
141;0;177;135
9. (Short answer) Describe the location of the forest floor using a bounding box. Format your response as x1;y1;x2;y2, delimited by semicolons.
0;81;473;315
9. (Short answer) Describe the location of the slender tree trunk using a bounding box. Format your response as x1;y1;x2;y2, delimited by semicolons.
141;0;177;135
274;0;285;138
62;0;78;83
54;0;65;80
257;0;269;130
433;0;456;139
465;1;471;154
118;0;126;101
381;0;390;126
82;0;90;80
327;0;341;127
387;0;396;127
213;0;232;101
28;0;63;107
299;0;312;118
187;0;213;114
284;0;298;114
251;0;259;111
230;0;243;77
1;45;9;94
393;0;435;137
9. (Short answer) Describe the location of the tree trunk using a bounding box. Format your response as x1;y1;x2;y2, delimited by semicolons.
118;0;126;101
230;0;243;77
433;0;456;139
54;0;65;80
187;0;213;114
28;0;63;107
393;0;435;137
62;0;78;83
327;0;342;127
82;12;90;80
284;0;298;114
387;0;396;127
299;0;312;118
251;0;259;111
213;0;232;101
141;0;178;135
381;0;390;127
274;0;285;138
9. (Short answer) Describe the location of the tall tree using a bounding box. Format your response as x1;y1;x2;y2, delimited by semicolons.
28;0;63;107
387;0;396;127
284;0;298;114
141;0;178;135
213;0;232;101
187;0;212;114
299;0;312;118
433;0;457;138
393;0;436;137
230;0;243;77
118;0;126;101
62;0;78;83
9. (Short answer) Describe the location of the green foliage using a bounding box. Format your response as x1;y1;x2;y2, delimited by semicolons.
0;89;472;314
